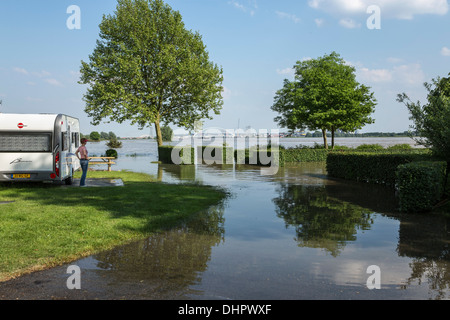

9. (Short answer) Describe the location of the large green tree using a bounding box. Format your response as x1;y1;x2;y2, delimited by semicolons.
79;0;224;148
272;52;377;149
397;75;450;183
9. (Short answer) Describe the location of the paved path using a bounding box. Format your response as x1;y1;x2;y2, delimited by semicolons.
68;178;124;188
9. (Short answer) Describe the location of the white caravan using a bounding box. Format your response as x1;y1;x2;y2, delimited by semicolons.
0;113;81;184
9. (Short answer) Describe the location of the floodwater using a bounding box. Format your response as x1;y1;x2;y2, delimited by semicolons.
0;137;449;300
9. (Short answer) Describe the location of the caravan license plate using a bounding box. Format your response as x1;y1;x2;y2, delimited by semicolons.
12;174;31;179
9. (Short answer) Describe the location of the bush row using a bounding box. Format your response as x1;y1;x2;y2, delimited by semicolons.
198;146;234;165
160;145;428;168
158;146;195;165
396;161;447;213
280;148;328;163
326;150;448;212
326;151;432;188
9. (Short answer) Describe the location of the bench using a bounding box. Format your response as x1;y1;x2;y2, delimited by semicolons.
88;157;116;172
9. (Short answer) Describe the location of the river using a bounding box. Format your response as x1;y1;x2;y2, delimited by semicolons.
0;137;449;300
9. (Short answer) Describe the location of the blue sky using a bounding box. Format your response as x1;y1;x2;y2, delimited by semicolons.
1;0;450;137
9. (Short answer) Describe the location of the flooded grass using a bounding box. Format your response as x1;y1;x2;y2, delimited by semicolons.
0;171;227;282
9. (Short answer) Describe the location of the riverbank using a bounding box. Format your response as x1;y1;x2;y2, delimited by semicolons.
0;170;227;282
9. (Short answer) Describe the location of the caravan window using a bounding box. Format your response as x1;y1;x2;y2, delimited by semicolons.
62;132;69;151
0;132;52;152
73;132;79;148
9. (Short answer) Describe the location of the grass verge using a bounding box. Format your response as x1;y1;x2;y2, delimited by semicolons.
0;170;227;282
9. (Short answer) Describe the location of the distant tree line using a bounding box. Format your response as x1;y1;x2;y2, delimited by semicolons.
80;131;118;141
290;131;417;138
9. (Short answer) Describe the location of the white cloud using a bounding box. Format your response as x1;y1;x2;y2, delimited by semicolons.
358;67;392;82
32;70;51;78
441;46;450;56
308;0;448;20
356;63;425;87
314;18;325;27
339;18;361;28
393;64;425;86
69;70;81;77
276;67;295;76
222;86;232;100
13;67;29;75
276;11;301;24
44;78;63;87
228;0;258;16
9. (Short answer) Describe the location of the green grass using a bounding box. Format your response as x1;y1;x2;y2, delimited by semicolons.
0;170;227;282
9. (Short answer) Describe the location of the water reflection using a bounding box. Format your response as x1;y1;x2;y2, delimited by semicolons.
87;205;225;299
397;214;450;300
273;184;374;257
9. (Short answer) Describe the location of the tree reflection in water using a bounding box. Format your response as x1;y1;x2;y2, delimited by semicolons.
273;184;373;257
272;178;450;299
91;203;225;299
397;213;450;300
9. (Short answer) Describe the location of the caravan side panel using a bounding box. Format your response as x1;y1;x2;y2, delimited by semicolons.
0;113;80;182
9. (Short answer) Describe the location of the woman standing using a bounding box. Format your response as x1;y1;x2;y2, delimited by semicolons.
76;138;89;187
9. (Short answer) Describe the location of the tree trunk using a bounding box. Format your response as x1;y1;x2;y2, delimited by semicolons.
154;117;163;147
322;129;328;150
331;126;335;150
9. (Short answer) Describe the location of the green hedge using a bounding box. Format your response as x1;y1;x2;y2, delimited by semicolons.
234;148;281;167
396;161;447;212
158;146;194;165
326;151;432;188
280;148;328;163
198;146;234;165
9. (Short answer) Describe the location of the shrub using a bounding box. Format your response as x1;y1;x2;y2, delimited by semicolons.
326;151;433;188
333;145;351;150
105;149;118;158
158;146;194;165
387;144;412;150
106;139;123;148
396;161;447;212
355;144;384;151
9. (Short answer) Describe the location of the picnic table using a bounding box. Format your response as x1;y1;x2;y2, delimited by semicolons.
88;157;116;172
